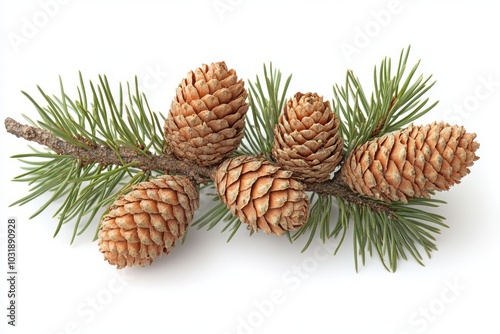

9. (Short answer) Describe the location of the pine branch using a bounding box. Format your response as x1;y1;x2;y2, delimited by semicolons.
303;174;392;215
5;117;213;184
5;48;460;271
8;115;413;261
7;116;397;212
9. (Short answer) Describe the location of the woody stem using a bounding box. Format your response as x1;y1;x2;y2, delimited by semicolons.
4;117;393;215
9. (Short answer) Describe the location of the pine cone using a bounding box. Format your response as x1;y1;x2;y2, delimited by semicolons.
215;155;309;236
272;92;343;182
164;61;249;166
341;122;480;202
98;175;199;269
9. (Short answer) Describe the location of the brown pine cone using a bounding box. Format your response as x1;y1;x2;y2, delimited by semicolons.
164;61;248;166
215;155;310;236
272;92;343;182
98;175;199;268
341;122;480;202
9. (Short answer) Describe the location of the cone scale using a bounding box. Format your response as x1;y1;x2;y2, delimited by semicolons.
341;122;480;202
272;92;343;182
215;155;310;236
98;175;199;268
164;61;248;166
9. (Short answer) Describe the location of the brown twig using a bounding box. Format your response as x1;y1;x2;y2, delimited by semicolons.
4;117;392;214
4;117;213;184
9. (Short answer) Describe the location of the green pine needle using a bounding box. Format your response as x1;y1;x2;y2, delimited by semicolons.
292;193;333;252
237;62;292;160
11;73;164;242
331;196;447;272
191;187;246;242
333;46;438;154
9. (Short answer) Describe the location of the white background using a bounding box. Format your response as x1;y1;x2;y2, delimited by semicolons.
1;1;498;333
